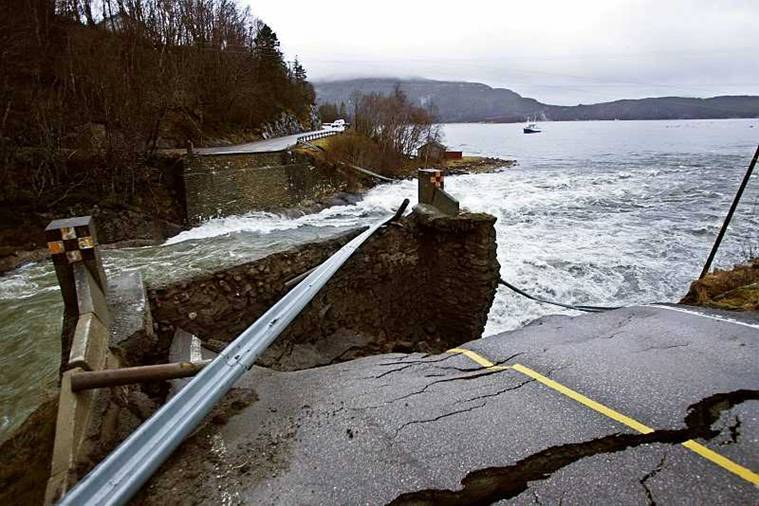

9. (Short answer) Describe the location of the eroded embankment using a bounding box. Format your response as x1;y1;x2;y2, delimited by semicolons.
149;209;500;370
0;207;501;505
681;258;759;311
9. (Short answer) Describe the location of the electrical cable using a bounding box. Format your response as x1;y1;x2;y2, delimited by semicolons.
498;278;622;313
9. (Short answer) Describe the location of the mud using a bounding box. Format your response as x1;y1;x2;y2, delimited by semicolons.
134;388;261;506
0;397;58;506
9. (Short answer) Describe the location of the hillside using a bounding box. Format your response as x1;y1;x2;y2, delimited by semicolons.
314;78;759;123
0;0;317;260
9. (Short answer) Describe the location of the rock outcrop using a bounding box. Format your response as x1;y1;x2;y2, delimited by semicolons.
260;111;306;139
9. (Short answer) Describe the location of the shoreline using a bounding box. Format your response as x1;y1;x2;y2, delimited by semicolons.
0;154;515;275
442;156;516;175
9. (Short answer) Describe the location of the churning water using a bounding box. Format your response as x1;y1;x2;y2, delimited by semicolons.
1;118;757;440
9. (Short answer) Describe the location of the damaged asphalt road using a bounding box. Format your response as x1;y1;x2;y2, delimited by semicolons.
138;305;758;505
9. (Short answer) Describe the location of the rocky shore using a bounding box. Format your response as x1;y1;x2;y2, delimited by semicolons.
440;156;517;175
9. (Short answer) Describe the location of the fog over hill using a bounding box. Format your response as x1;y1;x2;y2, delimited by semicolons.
314;78;759;123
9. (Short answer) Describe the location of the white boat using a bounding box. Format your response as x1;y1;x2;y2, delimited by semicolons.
523;122;541;134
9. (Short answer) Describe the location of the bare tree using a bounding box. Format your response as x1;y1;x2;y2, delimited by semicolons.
354;86;440;161
1;0;316;207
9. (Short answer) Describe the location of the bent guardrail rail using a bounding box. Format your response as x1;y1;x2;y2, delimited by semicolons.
57;199;409;506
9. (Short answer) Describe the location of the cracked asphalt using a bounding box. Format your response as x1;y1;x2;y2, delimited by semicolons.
140;305;758;505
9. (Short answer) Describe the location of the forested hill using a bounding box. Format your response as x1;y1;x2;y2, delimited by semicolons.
0;0;316;201
0;0;316;253
314;78;759;122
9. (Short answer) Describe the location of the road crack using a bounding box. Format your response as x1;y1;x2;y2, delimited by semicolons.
634;343;689;353
640;454;667;505
365;355;458;379
388;389;759;505
393;402;488;437
454;378;535;405
361;368;510;410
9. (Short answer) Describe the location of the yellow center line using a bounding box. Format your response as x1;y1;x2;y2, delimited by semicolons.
447;347;759;486
448;347;507;370
509;363;655;435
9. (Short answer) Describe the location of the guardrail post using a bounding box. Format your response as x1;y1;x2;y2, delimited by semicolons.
44;216;114;504
417;168;460;215
45;216;109;376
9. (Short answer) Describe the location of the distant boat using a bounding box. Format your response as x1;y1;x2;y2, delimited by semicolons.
523;122;541;134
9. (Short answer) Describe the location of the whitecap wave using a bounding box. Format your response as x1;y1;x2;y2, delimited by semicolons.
165;179;417;245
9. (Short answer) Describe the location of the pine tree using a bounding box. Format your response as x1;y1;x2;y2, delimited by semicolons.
253;23;281;57
293;57;307;84
253;22;288;120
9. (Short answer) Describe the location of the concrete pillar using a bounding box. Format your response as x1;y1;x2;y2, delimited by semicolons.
45;216;109;377
44;216;114;504
417;168;460;216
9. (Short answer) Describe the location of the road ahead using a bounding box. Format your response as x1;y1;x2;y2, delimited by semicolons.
140;305;758;505
195;129;329;155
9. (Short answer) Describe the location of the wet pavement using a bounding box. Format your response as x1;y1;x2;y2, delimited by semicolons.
141;305;758;505
195;129;329;155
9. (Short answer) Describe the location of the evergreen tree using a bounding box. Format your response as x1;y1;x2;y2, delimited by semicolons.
253;22;289;120
253;23;281;57
293;57;307;84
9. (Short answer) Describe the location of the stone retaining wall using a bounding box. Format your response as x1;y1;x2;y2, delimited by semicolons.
148;208;500;370
184;151;349;222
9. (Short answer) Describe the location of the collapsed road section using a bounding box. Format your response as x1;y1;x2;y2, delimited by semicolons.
0;168;504;505
137;306;758;505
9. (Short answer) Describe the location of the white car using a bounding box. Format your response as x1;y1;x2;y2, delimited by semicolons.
322;119;347;131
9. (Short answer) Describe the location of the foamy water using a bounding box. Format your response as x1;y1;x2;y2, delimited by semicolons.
1;118;757;439
164;180;417;245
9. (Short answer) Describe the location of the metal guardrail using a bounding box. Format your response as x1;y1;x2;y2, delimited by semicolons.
58;199;409;506
296;129;340;143
343;161;396;183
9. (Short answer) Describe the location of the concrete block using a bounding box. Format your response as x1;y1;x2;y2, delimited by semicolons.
68;313;109;372
74;263;111;327
168;328;216;398
417;168;459;215
169;328;204;363
431;188;460;216
107;270;155;347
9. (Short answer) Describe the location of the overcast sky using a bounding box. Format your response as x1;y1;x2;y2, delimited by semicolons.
247;0;759;105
